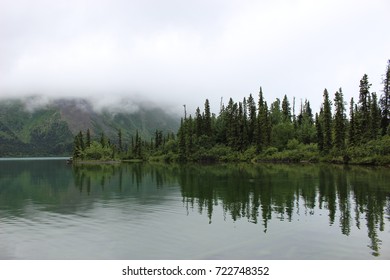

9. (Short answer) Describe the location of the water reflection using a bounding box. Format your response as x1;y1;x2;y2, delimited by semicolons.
70;162;390;257
71;163;179;194
177;164;390;257
1;160;389;258
0;159;74;215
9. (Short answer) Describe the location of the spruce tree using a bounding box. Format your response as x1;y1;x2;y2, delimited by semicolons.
86;129;91;148
247;94;257;144
356;74;372;142
242;97;249;148
348;98;357;146
370;92;381;139
78;131;85;151
303;100;313;124
292;97;297;128
256;88;267;151
333;88;346;150
154;129;163;149
297;99;315;144
359;74;371;113
118;129;123;152
195;107;202;138
264;101;271;146
73;131;85;159
178;118;186;160
204;99;212;137
297;99;304;127
322;89;332;153
270;98;282;125
238;102;245;151
226;98;239;149
100;132;106;148
380;60;390;134
282;94;291;123
133;130;142;158
185;115;194;155
315;112;324;152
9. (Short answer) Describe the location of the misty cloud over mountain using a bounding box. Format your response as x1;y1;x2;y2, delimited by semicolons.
0;96;180;156
1;0;389;113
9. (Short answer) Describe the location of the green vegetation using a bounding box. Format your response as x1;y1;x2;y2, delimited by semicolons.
0;100;74;156
73;60;390;165
0;98;179;157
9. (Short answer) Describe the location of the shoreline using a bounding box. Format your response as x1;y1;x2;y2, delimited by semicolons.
68;156;390;167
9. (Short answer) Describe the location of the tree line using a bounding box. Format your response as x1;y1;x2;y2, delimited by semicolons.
73;60;390;164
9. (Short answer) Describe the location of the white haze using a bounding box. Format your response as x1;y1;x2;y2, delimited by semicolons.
4;94;162;116
0;0;389;114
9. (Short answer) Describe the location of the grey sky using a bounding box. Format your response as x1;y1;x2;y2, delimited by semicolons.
0;0;389;114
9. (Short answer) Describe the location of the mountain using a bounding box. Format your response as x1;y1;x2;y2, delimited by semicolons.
0;97;180;156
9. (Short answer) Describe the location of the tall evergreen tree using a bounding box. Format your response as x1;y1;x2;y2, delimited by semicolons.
315;112;324;152
333;88;346;150
100;132;107;148
296;99;315;144
380;60;390;134
370;92;381;139
303;100;313;124
78;131;85;151
133;130;142;158
185;115;194;155
194;107;203;138
154;129;163;149
203;99;212;137
264;101;271;146
86;128;91;148
297;99;304;126
247;94;257;144
270;98;282;125
256;88;268;151
282;94;291;123
322;89;332;153
359;74;371;113
292;97;297;128
348;98;357;146
73;131;85;159
356;74;372;142
214;104;227;144
242;97;249;148
178;118;186;160
118;129;123;152
237;102;245;150
226;98;239;148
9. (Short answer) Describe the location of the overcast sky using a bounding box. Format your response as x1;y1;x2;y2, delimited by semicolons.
0;0;389;114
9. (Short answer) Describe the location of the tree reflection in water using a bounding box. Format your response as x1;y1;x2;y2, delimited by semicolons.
2;160;387;257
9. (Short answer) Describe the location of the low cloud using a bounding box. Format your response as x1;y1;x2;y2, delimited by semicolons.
1;0;389;114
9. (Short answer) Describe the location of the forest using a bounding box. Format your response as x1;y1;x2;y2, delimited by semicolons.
72;60;390;165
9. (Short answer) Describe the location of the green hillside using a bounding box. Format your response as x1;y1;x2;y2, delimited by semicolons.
0;97;180;157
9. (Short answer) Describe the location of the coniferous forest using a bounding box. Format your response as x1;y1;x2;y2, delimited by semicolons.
73;60;390;165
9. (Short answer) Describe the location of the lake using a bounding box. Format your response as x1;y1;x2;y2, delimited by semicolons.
0;158;389;259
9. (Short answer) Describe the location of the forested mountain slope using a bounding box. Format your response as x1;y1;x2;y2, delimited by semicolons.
0;97;179;156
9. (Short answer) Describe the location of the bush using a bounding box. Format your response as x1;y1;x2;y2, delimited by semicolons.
263;147;278;156
287;139;300;150
255;141;319;163
240;146;258;161
83;141;114;160
345;136;390;165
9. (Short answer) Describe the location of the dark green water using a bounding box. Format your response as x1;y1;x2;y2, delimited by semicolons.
0;159;389;259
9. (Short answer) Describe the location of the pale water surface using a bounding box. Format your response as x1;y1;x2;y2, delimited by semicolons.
0;159;389;259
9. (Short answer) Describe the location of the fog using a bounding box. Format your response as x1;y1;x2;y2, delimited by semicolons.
1;0;389;114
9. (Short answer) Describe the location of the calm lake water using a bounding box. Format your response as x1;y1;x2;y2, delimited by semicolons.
0;158;389;260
